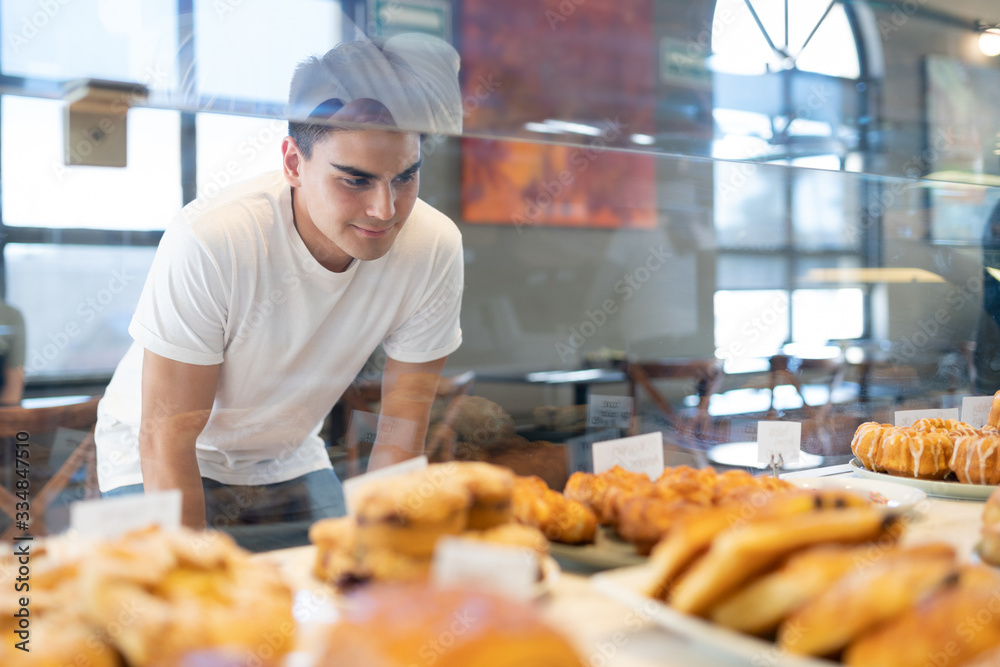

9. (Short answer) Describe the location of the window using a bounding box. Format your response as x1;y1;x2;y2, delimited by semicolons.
710;0;868;361
1;1;343;381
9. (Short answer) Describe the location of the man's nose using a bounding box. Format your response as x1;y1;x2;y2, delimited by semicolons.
367;183;395;221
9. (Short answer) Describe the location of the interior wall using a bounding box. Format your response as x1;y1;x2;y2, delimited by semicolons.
416;0;718;420
871;4;1000;357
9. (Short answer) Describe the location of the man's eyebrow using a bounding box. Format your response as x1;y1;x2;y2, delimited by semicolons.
331;159;423;180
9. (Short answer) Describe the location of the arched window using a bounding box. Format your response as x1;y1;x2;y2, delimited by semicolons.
710;0;872;365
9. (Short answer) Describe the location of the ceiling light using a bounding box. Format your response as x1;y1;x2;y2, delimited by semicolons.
977;22;1000;57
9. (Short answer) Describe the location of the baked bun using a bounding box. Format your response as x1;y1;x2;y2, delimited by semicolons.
318;583;585;667
354;466;471;558
450;461;515;530
950;432;1000;484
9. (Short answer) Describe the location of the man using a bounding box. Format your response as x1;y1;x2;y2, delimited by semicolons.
0;300;25;406
94;34;465;543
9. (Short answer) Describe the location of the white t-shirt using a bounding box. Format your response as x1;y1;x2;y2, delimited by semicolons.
95;171;463;491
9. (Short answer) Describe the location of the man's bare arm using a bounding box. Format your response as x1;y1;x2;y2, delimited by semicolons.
0;365;23;406
367;356;447;471
139;350;220;529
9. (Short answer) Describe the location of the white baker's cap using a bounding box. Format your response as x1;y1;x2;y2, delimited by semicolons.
287;33;462;135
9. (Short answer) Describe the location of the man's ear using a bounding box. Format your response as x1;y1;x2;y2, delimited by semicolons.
281;136;303;187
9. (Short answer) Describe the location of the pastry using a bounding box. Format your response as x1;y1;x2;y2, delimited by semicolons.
317;582;586;666
851;421;894;471
778;542;957;656
78;526;295;667
843;565;1000;667
450;461;516;530
564;466;651;524
668;506;900;616
642;488;871;602
0;543;119;667
512;474;597;544
950;432;1000;485
988;389;1000;429
980;487;1000;566
709;543;875;636
881;427;953;479
353;466;471;558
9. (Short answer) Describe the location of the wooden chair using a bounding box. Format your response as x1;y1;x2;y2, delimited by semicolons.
624;358;724;440
0;395;103;541
765;353;846;420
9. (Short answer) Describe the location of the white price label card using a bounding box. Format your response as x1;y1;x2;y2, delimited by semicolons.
71;489;181;540
375;414;418;449
587;394;633;430
346;410;379;452
565;428;619;474
592;432;664;479
962;396;994;428
432;537;538;601
342;455;428;514
894;408;959;428
757;421;801;466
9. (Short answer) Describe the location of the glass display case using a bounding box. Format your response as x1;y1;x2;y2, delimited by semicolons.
2;0;1000;542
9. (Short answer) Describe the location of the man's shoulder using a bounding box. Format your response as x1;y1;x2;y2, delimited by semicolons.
176;171;287;232
404;198;462;247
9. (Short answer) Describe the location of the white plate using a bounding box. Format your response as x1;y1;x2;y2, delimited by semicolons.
849;458;998;500
707;442;825;471
592;563;838;667
791;476;927;511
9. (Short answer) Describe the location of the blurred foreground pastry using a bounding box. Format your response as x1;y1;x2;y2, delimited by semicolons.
843;565;1000;667
80;526;295;667
0;526;294;667
311;462;551;589
979;487;1000;566
318;582;585;666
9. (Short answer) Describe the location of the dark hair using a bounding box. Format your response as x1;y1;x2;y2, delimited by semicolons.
288;97;397;160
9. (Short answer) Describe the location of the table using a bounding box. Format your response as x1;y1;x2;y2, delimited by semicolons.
259;467;987;666
477;368;628;405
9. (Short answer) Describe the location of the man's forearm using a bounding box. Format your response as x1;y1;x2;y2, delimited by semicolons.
367;400;433;470
139;431;207;529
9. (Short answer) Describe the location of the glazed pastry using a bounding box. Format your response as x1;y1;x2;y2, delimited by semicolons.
988;389;1000;429
950;432;1000;485
880;427;953;479
850;422;893;471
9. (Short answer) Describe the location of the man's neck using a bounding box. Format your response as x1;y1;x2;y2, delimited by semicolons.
290;187;353;273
